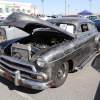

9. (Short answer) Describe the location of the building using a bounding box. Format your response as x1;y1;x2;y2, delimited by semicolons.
0;1;38;18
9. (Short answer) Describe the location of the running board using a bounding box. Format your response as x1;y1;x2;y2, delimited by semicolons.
75;51;97;70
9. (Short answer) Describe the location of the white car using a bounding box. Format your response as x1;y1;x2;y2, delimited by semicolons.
0;26;28;42
40;16;52;20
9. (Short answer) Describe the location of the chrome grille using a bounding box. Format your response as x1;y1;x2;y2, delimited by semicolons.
0;55;37;79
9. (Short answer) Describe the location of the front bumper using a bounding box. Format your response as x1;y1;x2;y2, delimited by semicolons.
0;55;55;90
0;68;55;90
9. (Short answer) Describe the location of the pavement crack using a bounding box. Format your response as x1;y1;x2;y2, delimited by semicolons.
7;93;13;99
14;90;35;100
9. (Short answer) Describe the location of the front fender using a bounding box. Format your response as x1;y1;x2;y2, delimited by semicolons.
94;32;100;51
0;36;26;50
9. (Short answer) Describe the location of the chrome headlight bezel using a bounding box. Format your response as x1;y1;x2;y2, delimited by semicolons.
37;57;46;68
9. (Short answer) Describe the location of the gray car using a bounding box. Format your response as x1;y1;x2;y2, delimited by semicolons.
0;12;99;90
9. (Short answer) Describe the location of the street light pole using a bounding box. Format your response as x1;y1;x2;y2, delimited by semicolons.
68;5;70;15
75;9;77;15
89;0;92;12
65;0;66;15
34;7;35;15
41;0;44;15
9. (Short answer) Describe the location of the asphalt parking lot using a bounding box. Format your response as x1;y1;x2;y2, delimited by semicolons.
0;53;99;100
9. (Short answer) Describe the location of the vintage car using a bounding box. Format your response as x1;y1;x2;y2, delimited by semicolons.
0;12;99;90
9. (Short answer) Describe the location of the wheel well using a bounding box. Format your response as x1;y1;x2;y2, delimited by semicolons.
68;60;73;71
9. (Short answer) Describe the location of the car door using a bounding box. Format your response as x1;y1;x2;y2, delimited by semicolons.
76;23;94;64
87;23;98;52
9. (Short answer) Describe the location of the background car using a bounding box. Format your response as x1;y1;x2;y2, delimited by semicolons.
0;26;29;42
93;18;100;32
0;18;28;42
86;15;97;21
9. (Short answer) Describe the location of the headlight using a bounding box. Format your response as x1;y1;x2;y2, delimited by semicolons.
37;58;46;68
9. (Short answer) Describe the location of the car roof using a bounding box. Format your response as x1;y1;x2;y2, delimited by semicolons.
93;18;100;21
47;17;93;26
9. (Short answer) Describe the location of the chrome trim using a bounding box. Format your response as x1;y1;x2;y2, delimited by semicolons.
49;40;94;63
0;55;36;72
75;51;97;70
0;60;35;74
0;68;54;90
15;70;21;86
21;79;53;90
0;68;4;76
37;57;46;68
0;55;48;80
0;63;47;80
1;64;33;79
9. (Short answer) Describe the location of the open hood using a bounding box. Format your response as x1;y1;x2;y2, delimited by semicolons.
0;12;74;39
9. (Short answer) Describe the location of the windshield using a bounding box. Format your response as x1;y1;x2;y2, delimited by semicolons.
52;23;76;34
34;23;75;34
87;16;97;21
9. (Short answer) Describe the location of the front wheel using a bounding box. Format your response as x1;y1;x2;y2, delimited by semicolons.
95;34;100;53
97;42;100;53
54;62;69;87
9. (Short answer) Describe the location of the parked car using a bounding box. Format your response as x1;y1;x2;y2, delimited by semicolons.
0;19;28;42
0;19;4;22
0;26;29;42
84;15;98;21
0;12;99;90
93;18;100;32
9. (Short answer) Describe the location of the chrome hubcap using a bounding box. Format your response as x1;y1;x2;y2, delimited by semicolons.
57;64;66;80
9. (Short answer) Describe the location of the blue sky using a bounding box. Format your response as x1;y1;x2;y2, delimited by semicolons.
7;0;100;15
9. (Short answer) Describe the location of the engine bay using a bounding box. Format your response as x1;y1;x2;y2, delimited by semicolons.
31;36;63;49
11;30;70;62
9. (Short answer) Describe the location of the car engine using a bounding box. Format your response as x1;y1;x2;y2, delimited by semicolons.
11;31;68;62
11;43;32;62
11;38;59;62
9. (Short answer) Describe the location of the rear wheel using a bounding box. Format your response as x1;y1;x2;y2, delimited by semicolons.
54;62;69;87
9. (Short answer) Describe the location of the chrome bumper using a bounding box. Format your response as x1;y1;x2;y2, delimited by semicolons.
0;68;55;90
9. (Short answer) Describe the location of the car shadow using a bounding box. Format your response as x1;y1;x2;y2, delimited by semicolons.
91;54;100;72
0;76;42;94
94;82;100;100
91;54;100;100
68;70;78;73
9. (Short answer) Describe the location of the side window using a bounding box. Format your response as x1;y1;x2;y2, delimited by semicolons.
59;23;75;34
12;8;15;12
0;8;3;13
88;23;93;31
5;8;9;13
81;24;89;32
77;25;82;32
92;24;97;30
22;9;25;13
88;23;97;32
77;24;89;37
